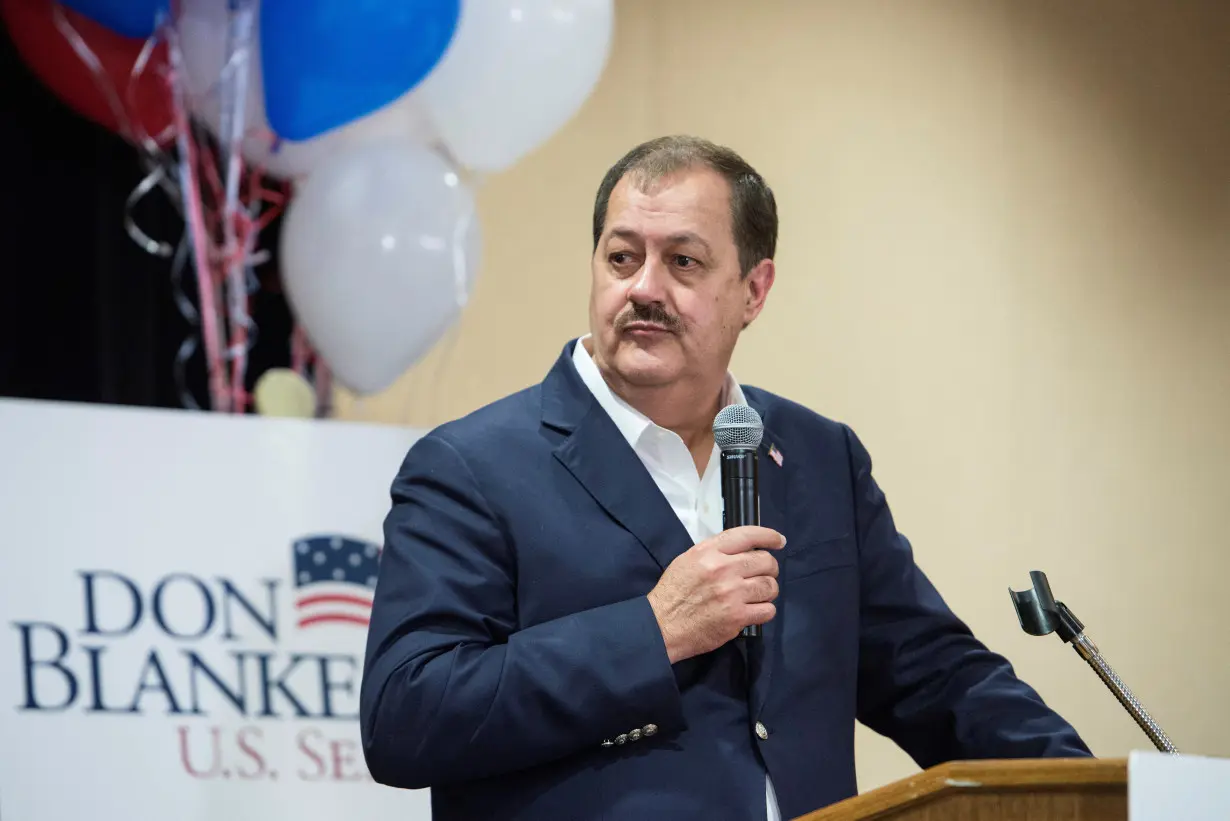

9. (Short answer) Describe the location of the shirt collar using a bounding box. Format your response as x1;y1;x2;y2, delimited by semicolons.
571;335;746;450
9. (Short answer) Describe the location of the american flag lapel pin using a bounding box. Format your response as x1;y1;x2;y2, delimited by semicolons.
767;442;784;467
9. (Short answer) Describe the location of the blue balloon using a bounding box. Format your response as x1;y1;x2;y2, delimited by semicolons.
59;0;168;39
261;0;461;142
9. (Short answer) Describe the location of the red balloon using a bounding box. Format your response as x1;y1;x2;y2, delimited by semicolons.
1;0;174;145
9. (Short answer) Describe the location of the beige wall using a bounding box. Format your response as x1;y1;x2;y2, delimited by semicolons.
336;0;1230;794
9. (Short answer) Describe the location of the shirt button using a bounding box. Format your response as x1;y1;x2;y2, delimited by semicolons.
755;721;769;741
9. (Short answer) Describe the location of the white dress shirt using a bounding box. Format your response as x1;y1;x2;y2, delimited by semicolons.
571;336;782;821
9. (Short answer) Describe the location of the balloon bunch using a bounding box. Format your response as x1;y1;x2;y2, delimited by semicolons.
1;0;614;410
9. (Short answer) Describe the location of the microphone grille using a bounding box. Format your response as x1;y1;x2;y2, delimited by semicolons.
713;404;764;451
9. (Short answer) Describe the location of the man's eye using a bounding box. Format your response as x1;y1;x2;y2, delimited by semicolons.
673;255;698;268
609;252;634;265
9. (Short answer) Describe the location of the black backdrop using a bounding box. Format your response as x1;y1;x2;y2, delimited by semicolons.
0;18;293;410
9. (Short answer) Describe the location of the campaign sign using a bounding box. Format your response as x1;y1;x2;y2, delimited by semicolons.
0;399;431;820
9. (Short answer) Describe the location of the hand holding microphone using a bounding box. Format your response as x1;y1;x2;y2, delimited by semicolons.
646;526;785;664
646;404;782;664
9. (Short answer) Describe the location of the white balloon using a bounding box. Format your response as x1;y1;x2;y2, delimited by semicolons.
176;0;436;180
416;0;614;172
280;141;481;395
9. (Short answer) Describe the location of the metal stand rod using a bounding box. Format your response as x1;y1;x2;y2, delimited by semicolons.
1070;634;1178;753
1009;570;1180;754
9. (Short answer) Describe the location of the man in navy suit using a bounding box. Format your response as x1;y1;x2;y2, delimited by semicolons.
359;135;1090;821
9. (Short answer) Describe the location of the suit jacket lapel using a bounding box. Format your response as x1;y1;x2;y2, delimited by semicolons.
553;405;694;570
542;341;693;571
747;395;789;716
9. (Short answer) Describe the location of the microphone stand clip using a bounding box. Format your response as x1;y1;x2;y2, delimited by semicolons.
1009;570;1178;753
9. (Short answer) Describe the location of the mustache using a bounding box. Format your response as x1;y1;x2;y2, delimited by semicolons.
615;303;684;333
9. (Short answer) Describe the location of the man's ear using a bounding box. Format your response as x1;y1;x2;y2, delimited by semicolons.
741;258;775;328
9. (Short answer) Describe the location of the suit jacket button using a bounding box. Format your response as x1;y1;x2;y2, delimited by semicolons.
615;734;628;745
755;721;769;741
628;729;642;741
643;724;658;737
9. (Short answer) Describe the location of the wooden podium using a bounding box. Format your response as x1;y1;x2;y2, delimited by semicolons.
794;758;1127;821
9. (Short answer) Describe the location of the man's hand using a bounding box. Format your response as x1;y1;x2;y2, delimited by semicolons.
646;526;786;664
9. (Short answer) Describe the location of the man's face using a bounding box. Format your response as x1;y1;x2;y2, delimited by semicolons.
589;167;774;391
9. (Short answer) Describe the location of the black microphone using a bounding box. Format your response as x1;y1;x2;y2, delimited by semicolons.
713;403;765;639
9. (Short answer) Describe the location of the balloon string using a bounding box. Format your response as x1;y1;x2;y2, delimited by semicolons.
250;175;289;231
126;20;184;212
452;199;476;310
218;0;257;411
124;164;175;257
195;131;257;412
169;234;203;410
124;14;174;155
290;324;331;417
51;5;138;146
166;22;229;413
56;6;183;259
196;129;285;413
225;224;258;411
314;359;332;418
198;130;225;238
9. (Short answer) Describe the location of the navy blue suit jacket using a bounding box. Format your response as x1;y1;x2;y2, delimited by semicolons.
360;341;1090;820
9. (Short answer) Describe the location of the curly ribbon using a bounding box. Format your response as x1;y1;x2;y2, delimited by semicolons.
121;14;183;258
52;5;181;259
168;234;203;410
123;164;176;257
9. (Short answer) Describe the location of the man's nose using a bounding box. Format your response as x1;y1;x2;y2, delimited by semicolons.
627;256;668;304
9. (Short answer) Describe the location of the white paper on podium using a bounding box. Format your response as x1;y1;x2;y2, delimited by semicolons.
1129;750;1230;821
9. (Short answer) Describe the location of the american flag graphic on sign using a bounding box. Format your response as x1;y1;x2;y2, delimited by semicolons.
292;535;381;629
